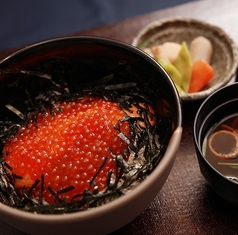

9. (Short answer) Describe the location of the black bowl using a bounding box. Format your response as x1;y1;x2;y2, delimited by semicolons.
0;36;182;235
194;82;238;204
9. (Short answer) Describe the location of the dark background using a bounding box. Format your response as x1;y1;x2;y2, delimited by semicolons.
0;0;194;51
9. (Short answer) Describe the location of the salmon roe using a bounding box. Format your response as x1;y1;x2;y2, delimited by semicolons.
3;96;130;203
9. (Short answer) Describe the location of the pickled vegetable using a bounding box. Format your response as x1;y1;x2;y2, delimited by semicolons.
173;42;193;93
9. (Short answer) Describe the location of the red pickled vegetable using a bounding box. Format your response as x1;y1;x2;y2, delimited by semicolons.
188;60;215;93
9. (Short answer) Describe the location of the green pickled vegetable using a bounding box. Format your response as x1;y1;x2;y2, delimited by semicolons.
157;57;184;93
173;42;193;93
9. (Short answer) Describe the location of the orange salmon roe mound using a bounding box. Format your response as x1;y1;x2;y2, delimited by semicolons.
3;96;130;203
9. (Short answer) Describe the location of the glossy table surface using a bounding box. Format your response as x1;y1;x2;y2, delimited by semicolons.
1;0;238;234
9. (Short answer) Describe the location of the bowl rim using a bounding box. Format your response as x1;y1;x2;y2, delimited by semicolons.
0;36;183;224
132;17;238;102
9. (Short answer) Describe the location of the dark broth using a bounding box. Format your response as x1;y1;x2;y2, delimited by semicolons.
203;114;238;181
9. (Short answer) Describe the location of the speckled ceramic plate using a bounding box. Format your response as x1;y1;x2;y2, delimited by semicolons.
132;18;238;102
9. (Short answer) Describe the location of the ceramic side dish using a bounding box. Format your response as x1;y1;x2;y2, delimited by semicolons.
132;18;238;102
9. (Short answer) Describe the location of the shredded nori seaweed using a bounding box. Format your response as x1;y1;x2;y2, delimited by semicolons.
0;58;173;214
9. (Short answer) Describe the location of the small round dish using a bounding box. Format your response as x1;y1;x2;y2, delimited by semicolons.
194;83;238;205
132;18;238;102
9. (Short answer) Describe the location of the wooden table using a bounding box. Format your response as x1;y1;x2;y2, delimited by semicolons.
1;0;238;234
